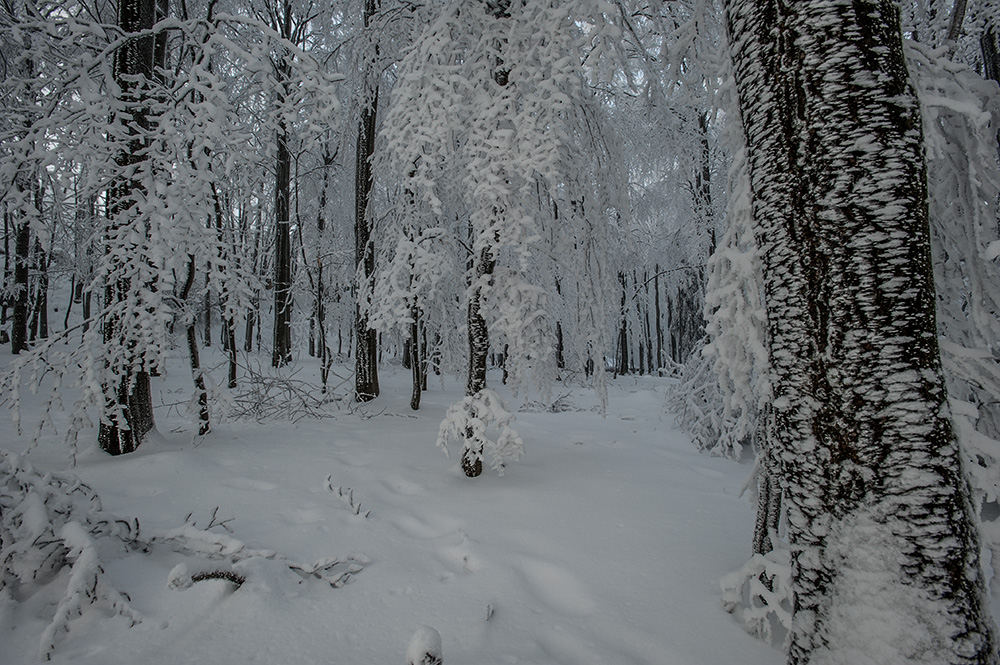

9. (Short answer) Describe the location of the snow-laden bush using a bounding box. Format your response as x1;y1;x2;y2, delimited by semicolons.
720;540;793;647
0;448;366;660
1;449;142;659
436;389;523;476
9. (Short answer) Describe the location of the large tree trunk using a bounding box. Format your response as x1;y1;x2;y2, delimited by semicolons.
98;0;161;455
269;0;295;368
983;22;1000;158
272;73;293;367
725;1;997;663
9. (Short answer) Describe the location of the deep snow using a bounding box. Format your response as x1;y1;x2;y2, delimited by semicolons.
2;345;783;665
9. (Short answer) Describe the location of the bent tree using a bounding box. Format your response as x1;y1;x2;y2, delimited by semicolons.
724;1;997;663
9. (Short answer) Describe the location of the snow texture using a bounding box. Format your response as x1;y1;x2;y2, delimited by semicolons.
0;351;783;665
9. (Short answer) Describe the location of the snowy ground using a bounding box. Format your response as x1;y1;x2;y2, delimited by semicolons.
1;344;783;665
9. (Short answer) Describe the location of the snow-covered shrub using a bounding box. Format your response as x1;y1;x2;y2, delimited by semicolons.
720;542;793;648
436;389;523;476
0;449;142;659
0;448;366;659
666;344;731;456
406;625;443;665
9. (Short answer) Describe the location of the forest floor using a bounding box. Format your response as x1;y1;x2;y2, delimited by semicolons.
1;342;784;665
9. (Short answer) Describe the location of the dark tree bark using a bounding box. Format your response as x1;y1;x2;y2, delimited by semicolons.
263;0;305;369
10;209;29;353
272;47;293;368
751;405;780;557
643;272;652;374
653;264;662;370
466;243;494;401
313;145;335;389
203;282;212;347
616;271;628;376
986;23;1000;84
27;235;48;342
181;259;210;434
354;0;380;402
1;213;10;345
725;1;997;662
983;22;1000;158
98;0;161;455
409;309;421;411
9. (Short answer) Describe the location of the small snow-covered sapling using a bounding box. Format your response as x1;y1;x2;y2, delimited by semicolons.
406;625;442;665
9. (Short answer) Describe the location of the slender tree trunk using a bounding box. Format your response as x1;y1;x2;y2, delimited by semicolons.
654;264;663;371
181;258;210;434
272;78;293;367
354;0;380;402
10;211;29;353
420;323;428;390
28;237;47;342
463;243;494;477
203;281;212;347
616;271;628;376
409;308;421;410
78;193;96;336
0;213;10;345
466;244;494;400
63;273;75;330
725;1;997;662
643;272;652;374
751;405;780;557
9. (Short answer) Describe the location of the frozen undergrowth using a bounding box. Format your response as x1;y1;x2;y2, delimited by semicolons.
0;449;365;661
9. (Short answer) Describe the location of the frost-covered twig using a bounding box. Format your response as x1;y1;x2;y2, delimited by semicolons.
153;520;368;589
229;360;348;422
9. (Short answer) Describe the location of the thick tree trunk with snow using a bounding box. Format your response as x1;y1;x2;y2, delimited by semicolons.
724;1;997;663
98;0;160;455
272;63;293;368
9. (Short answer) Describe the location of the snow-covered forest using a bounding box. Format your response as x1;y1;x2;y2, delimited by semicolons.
2;0;1000;663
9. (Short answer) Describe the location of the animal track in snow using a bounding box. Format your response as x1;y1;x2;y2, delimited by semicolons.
436;530;482;574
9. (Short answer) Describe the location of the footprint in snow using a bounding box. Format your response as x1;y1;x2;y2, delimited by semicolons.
437;530;482;574
519;558;597;617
